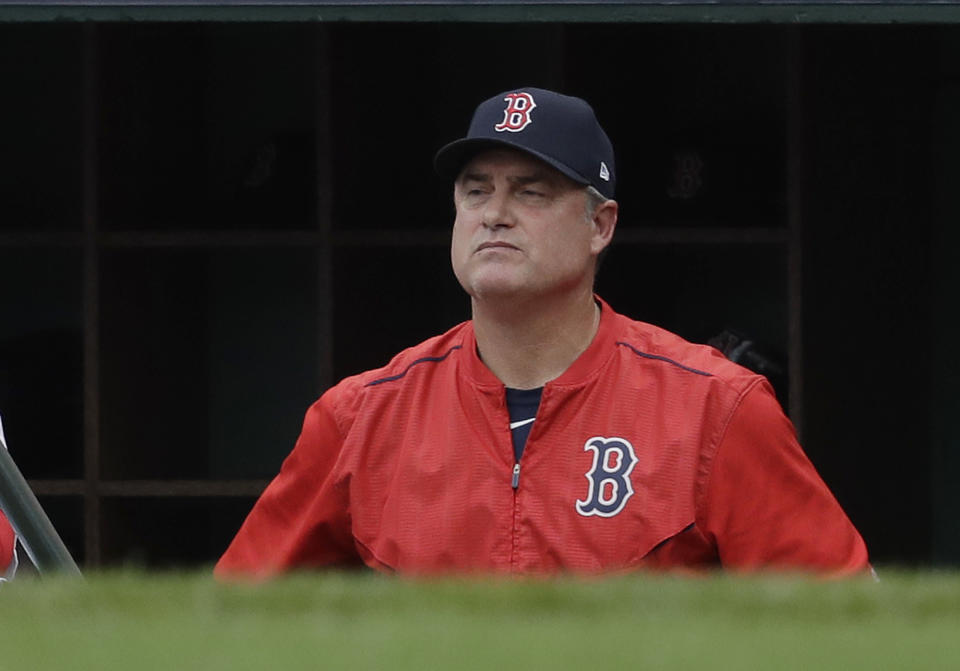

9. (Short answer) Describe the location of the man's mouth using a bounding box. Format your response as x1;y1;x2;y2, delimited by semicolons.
476;241;519;253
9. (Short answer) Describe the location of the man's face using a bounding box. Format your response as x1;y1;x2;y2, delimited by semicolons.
451;148;611;303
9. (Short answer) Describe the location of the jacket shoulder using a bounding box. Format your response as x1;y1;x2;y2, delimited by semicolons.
613;314;761;390
305;322;469;437
321;321;469;403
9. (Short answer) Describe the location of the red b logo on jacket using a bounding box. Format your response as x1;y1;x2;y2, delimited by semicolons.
495;92;537;133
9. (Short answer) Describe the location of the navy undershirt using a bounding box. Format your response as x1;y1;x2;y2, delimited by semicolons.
505;387;543;463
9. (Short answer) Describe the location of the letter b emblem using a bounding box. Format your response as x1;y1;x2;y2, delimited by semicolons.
575;437;638;518
495;92;537;133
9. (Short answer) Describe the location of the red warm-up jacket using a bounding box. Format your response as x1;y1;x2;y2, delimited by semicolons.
216;299;869;578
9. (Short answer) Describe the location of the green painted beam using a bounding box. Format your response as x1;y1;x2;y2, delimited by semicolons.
5;3;960;24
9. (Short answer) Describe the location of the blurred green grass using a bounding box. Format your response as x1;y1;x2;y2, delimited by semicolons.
1;568;958;670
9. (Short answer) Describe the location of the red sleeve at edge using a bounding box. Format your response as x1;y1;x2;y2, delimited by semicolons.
214;392;359;580
699;381;870;575
0;509;14;574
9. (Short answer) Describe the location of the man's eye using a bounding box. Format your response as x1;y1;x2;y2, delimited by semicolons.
521;189;545;198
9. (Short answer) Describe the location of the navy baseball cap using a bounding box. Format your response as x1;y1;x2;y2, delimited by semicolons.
434;87;616;199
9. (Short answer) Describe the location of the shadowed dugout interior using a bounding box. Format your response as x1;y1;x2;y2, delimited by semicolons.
0;18;957;569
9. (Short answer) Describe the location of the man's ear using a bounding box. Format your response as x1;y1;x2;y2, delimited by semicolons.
590;199;618;256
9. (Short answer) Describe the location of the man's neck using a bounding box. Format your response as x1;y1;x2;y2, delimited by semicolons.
471;288;600;390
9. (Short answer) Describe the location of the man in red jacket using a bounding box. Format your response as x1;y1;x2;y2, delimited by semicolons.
216;88;869;578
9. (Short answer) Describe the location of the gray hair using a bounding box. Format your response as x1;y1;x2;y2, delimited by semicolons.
583;185;614;272
584;185;608;221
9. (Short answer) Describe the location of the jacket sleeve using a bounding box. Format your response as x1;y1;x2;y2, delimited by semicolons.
214;391;360;579
0;509;14;580
698;380;870;575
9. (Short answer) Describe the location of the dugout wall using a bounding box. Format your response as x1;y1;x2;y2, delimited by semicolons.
0;2;958;569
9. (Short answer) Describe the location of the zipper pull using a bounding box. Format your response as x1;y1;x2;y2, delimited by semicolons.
512;463;521;489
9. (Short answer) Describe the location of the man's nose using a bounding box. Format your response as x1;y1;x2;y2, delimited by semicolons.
481;191;515;229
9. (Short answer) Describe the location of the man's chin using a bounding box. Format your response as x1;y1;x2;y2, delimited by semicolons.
459;267;529;297
467;280;533;303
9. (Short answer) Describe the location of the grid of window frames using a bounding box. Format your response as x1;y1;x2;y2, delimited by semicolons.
1;22;799;568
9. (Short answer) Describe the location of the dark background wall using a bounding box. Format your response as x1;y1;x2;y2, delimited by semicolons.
0;19;957;568
801;27;940;564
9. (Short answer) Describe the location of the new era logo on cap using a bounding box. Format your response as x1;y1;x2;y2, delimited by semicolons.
434;87;616;199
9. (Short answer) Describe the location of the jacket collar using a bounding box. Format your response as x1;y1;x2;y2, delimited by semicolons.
460;295;618;389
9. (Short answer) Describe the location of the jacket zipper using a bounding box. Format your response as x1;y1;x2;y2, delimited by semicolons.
510;461;521;571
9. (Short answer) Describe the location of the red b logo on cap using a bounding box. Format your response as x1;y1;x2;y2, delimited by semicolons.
495;92;537;133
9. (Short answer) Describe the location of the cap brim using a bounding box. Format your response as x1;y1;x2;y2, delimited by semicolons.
434;137;591;188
